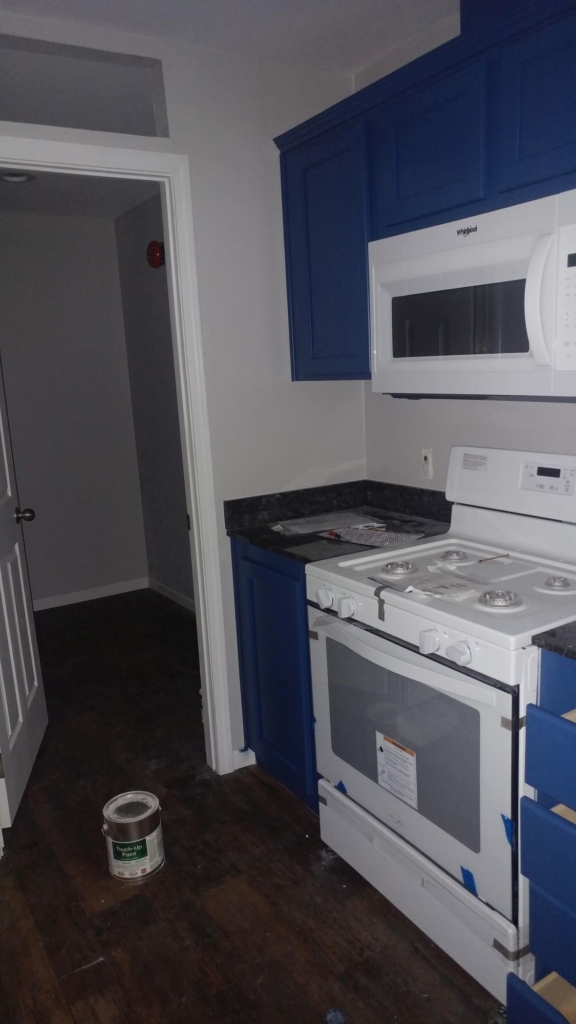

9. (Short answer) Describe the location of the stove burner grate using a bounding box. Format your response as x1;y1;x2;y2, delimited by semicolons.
440;549;469;563
381;560;416;577
544;575;571;589
478;589;522;609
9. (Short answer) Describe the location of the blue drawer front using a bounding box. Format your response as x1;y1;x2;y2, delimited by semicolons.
526;703;576;807
507;973;570;1024
522;797;576;915
530;884;576;990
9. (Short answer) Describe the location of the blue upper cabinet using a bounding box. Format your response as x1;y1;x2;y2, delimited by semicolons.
275;1;576;380
497;13;576;194
369;62;487;238
279;121;371;380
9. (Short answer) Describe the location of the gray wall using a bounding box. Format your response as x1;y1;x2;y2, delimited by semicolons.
365;389;576;495
115;195;194;605
0;210;148;605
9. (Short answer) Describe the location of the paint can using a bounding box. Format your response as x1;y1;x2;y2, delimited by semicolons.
102;791;164;883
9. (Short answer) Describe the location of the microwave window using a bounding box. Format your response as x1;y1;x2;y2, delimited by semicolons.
391;280;529;358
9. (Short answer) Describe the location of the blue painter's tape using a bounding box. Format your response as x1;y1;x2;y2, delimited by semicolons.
501;813;515;848
461;867;478;896
335;780;347;795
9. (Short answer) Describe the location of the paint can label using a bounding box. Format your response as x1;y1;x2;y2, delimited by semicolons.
106;824;164;880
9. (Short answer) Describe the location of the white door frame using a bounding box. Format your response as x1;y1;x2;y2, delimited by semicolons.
0;134;235;775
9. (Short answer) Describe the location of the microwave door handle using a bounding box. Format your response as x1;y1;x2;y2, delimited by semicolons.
524;233;554;366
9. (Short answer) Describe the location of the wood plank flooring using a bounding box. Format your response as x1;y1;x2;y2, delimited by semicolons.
0;590;502;1023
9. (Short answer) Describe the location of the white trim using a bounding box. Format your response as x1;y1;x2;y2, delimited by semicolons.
148;577;195;612
33;578;148;611
233;748;257;769
0;134;234;775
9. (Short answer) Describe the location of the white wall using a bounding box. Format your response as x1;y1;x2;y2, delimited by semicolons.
0;210;148;605
353;13;460;91
115;194;195;608
0;11;363;747
365;390;576;494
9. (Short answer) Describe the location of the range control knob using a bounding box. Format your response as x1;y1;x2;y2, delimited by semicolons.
316;588;334;610
337;596;356;619
445;641;472;667
419;628;440;655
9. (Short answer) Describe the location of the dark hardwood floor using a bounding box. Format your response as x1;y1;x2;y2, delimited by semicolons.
0;590;502;1023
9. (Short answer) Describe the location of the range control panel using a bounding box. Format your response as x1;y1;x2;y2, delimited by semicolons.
521;461;576;495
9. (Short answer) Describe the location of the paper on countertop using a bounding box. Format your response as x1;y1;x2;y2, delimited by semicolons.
271;511;380;535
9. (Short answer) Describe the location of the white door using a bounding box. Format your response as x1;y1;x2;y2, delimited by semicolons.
0;362;47;827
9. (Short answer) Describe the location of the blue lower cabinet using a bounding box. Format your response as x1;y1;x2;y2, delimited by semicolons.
521;797;576;914
525;703;576;810
507;973;575;1024
530;885;576;991
231;539;318;811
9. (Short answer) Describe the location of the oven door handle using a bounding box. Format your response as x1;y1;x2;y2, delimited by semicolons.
316;618;498;708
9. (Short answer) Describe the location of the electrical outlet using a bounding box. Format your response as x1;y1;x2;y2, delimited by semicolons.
421;448;433;479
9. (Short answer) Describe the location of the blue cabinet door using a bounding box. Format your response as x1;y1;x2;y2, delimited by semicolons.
498;13;576;194
231;539;318;810
507;973;570;1024
280;120;371;380
369;62;487;237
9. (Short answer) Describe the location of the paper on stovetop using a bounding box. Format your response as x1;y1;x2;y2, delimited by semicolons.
370;566;480;602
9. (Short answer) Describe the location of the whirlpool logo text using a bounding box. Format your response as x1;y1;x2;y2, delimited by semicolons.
456;225;478;236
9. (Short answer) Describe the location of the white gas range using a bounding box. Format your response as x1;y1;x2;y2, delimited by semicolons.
306;446;576;1004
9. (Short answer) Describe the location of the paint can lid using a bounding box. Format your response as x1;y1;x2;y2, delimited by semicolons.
103;790;160;823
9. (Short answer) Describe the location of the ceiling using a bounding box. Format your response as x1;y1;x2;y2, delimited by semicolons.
0;171;160;217
0;0;459;76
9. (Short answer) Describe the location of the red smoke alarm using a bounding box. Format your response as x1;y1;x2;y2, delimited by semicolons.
146;240;165;268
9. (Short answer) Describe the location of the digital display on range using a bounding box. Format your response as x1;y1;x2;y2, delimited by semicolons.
537;466;561;478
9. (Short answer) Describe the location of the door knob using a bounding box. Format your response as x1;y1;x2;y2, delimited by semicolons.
15;507;35;524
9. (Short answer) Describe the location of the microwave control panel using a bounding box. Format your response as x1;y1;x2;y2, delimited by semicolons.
521;461;576;495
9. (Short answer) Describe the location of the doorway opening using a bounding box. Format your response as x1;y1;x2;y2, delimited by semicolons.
0;147;231;845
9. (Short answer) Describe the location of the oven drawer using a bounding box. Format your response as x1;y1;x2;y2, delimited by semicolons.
521;797;576;914
529;885;576;990
526;704;576;806
507;972;576;1024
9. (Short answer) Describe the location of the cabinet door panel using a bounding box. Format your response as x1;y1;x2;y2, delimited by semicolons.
281;121;370;380
370;62;487;235
521;797;576;914
525;703;576;809
231;541;317;809
530;884;576;990
498;16;576;192
507;973;571;1024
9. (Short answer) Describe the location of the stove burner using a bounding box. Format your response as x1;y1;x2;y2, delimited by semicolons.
440;549;469;562
381;560;416;577
544;575;571;589
478;589;522;609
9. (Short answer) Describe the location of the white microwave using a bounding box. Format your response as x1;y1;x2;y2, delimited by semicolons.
370;188;576;397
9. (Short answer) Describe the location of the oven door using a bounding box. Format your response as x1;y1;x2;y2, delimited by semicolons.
308;608;515;921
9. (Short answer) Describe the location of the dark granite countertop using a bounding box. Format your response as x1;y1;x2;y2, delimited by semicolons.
533;623;576;661
225;480;451;564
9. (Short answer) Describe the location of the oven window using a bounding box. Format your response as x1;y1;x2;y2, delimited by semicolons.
391;279;529;358
326;639;480;852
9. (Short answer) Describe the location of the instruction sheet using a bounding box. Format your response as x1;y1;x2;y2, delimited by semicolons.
376;731;418;810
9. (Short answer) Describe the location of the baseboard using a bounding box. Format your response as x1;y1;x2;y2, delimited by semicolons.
33;578;149;612
148;577;196;612
233;748;257;769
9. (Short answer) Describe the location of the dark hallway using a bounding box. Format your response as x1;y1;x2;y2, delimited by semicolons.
0;591;500;1023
